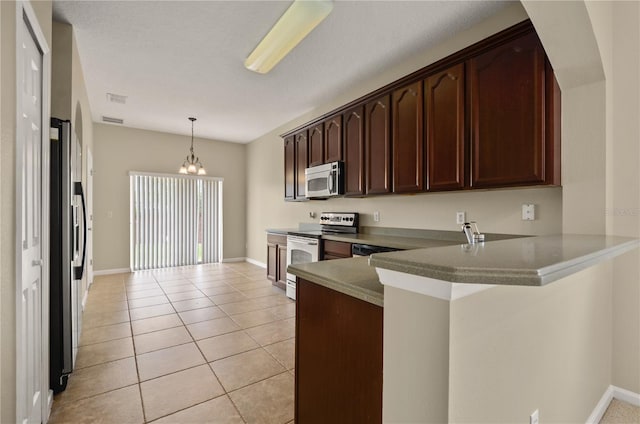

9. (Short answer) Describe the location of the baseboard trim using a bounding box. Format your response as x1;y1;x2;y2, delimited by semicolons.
587;385;640;423
612;385;640;407
587;386;614;424
222;257;247;263
246;258;267;268
93;268;130;276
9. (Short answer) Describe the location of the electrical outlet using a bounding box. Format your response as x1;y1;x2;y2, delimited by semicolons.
373;211;380;222
522;204;535;221
456;211;466;225
530;409;539;424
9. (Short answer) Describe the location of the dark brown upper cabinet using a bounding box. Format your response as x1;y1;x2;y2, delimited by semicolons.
323;115;342;163
365;95;392;195
468;32;547;188
284;135;295;201
425;63;466;191
308;124;324;167
343;105;365;196
295;130;309;200
392;82;424;193
281;21;560;201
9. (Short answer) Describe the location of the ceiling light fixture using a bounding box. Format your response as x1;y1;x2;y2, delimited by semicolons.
244;0;334;74
179;117;206;175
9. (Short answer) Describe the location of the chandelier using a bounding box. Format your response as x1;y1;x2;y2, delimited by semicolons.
179;117;206;175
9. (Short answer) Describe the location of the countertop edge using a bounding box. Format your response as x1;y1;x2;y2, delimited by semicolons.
288;261;384;307
370;236;640;287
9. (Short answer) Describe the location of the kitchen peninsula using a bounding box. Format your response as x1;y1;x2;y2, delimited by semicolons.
288;234;639;423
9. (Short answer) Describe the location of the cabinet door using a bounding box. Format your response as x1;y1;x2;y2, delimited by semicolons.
468;32;546;188
343;106;365;196
365;96;392;195
425;63;466;191
284;136;296;200
295;130;309;199
267;242;277;282
277;244;288;289
308;124;324;167
324;115;342;163
392;82;424;193
296;278;383;423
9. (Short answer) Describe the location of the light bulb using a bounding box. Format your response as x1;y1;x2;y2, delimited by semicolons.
187;163;197;174
179;166;188;174
197;167;206;175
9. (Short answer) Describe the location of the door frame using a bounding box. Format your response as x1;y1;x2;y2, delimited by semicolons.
15;1;52;421
86;148;93;290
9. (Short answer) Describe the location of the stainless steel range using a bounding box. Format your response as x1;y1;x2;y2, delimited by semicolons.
285;212;359;300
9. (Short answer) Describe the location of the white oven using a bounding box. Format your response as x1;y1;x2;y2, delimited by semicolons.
285;235;320;300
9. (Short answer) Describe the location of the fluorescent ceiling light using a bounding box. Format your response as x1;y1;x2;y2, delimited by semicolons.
245;0;334;74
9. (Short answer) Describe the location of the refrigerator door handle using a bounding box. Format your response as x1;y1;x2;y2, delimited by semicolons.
73;181;87;281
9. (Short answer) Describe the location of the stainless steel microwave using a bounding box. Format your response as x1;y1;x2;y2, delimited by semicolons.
305;161;344;198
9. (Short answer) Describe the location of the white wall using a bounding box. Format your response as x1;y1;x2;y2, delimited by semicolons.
607;1;640;394
525;0;640;397
448;261;612;422
92;123;247;271
246;3;564;265
0;2;52;421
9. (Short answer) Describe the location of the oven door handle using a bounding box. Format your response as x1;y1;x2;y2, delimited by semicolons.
287;236;319;245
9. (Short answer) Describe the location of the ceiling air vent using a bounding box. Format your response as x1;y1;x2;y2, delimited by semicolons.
106;92;127;104
102;116;124;124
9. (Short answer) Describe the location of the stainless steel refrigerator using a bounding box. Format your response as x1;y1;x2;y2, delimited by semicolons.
49;118;87;393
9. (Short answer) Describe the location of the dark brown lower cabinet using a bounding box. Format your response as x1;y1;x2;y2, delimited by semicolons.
266;233;287;290
295;278;383;424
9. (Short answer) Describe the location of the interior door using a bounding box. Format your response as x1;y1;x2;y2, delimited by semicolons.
17;8;45;424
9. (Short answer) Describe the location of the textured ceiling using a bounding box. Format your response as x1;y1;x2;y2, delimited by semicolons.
52;1;509;143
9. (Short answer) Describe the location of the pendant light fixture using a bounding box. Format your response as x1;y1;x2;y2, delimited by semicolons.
179;117;206;175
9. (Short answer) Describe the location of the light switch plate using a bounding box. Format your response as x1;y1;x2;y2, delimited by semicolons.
522;204;535;221
456;211;466;225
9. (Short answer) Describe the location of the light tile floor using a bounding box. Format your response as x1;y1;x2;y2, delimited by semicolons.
49;262;295;424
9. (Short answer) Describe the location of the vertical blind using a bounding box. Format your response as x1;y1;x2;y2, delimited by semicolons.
129;172;222;271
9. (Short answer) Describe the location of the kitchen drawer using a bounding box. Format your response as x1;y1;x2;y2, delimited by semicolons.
323;240;352;259
267;233;287;245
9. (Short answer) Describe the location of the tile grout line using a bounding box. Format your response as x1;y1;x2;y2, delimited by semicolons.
127;274;148;424
51;382;141;409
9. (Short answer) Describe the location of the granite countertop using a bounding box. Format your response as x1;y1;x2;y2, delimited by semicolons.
369;234;640;286
287;257;383;307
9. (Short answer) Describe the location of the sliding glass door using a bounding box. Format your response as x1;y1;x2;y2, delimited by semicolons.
129;172;222;271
